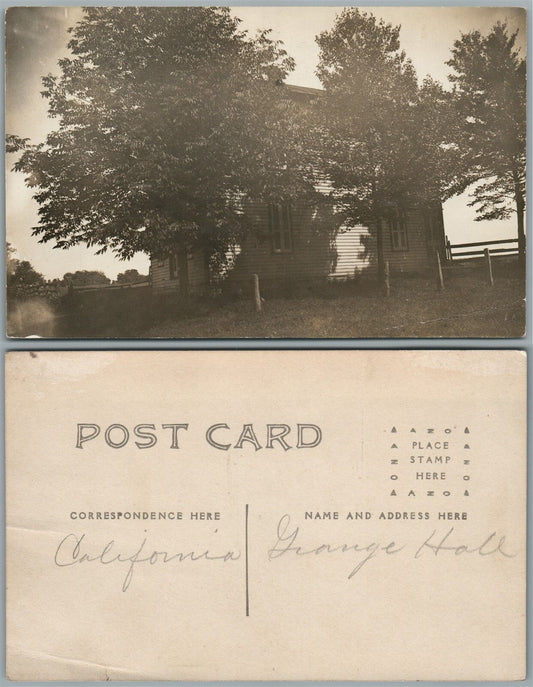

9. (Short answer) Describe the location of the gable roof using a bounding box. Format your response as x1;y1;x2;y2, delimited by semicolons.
284;83;323;97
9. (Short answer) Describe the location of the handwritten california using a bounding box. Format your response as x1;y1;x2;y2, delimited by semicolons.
53;514;516;593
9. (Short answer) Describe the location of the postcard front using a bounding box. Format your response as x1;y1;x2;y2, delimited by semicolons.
5;350;526;680
5;7;526;339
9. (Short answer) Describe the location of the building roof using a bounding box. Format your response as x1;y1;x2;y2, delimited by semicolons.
284;83;323;97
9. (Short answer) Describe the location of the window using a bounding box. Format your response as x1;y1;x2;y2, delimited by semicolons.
389;213;409;251
270;203;293;253
169;253;179;279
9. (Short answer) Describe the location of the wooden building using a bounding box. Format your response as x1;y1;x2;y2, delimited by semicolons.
150;85;446;296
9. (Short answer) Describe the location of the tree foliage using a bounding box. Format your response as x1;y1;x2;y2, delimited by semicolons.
6;242;18;277
6;243;45;286
62;270;110;286
315;9;449;279
447;22;526;255
116;268;148;284
10;7;315;267
7;259;46;287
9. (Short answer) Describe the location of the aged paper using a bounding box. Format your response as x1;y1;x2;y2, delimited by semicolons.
5;350;526;680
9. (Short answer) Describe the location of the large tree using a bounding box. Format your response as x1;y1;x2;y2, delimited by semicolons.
116;268;148;284
447;22;526;260
6;243;45;287
9;7;314;270
315;9;447;282
62;270;110;286
8;260;45;288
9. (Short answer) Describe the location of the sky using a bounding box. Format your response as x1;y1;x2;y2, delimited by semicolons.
5;6;527;280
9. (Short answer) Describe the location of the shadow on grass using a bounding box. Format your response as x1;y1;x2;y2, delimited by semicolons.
6;259;525;339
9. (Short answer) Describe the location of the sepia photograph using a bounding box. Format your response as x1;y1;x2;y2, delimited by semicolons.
5;6;526;338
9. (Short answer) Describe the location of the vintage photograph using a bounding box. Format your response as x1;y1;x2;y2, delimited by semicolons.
5;6;526;338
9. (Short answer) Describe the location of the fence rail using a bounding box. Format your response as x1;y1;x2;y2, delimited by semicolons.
445;236;518;261
71;280;150;292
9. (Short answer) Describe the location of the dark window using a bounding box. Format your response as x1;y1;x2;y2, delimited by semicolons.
169;254;179;279
389;213;409;251
270;203;293;253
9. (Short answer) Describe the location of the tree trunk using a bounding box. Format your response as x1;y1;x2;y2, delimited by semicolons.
370;167;385;285
376;215;385;284
178;247;189;298
513;172;526;264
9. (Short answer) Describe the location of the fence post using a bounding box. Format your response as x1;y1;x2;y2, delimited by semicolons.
484;248;494;286
253;274;262;312
446;237;452;262
436;250;444;291
384;261;390;297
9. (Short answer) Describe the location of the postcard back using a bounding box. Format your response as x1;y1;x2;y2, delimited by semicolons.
5;350;526;680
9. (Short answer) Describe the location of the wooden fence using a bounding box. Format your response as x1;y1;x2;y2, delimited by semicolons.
445;236;519;261
71;280;150;292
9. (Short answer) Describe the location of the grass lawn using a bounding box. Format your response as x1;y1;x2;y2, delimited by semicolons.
144;262;525;339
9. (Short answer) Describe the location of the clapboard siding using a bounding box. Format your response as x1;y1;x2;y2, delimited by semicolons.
150;201;445;292
150;251;209;294
381;206;442;274
223;200;337;288
223;202;444;285
330;225;373;278
150;260;171;291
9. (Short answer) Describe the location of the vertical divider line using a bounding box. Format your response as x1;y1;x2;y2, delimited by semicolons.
245;503;249;617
